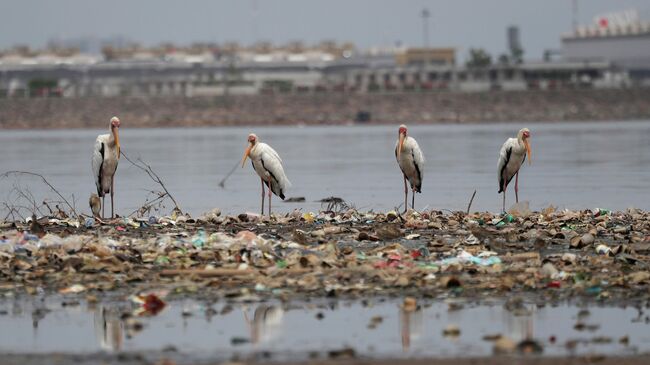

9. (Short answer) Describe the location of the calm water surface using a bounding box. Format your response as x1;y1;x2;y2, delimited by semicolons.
0;297;647;358
0;121;649;217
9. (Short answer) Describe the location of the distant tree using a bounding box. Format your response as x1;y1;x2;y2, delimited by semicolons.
498;54;510;65
510;47;524;64
466;48;492;69
102;46;116;61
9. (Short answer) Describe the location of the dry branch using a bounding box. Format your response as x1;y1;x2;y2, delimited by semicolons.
120;150;182;213
466;190;477;215
0;171;78;217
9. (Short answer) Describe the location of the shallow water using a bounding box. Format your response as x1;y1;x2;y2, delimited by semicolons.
0;297;648;359
0;121;649;217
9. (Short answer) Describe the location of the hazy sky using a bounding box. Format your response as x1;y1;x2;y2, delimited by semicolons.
1;0;649;59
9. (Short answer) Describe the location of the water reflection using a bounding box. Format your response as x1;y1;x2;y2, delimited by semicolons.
1;298;647;357
399;306;423;351
244;304;285;345
93;304;124;351
504;303;536;344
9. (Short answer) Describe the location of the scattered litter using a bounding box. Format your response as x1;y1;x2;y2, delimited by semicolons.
59;284;87;294
0;207;646;302
443;324;461;337
132;294;167;316
494;336;516;354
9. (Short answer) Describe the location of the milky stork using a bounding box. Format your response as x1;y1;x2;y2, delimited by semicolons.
395;124;424;212
92;116;121;218
497;128;532;212
241;133;291;216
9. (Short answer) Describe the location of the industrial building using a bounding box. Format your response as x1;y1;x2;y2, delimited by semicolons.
0;52;622;98
2;10;649;99
561;10;650;80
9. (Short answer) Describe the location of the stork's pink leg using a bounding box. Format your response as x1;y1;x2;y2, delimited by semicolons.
515;172;519;203
260;179;265;216
412;188;415;211
403;175;408;213
502;181;507;213
111;179;115;218
268;184;272;216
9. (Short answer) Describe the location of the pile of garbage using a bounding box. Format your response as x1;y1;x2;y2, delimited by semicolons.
1;206;649;301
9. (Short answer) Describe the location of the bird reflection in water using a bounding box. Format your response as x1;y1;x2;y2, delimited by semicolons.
94;304;124;351
504;303;537;341
503;300;541;353
399;306;423;351
243;304;284;344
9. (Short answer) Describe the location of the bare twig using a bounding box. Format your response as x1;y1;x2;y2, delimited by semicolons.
2;202;20;221
318;196;352;214
127;191;168;217
120;150;181;212
0;171;78;217
42;201;55;215
219;160;240;188
466;190;477;215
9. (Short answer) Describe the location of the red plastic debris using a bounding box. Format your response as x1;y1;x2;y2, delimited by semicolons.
547;281;561;288
141;294;166;315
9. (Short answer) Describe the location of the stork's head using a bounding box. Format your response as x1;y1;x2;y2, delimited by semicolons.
397;124;408;159
242;133;258;167
518;128;532;165
110;116;121;129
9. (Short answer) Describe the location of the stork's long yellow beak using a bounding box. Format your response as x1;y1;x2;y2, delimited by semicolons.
524;139;532;165
114;128;120;159
397;133;405;159
241;145;252;167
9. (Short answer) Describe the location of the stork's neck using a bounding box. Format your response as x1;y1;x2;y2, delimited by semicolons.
110;127;120;157
249;142;259;156
516;136;526;151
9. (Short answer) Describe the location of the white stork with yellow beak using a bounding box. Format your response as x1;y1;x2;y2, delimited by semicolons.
241;133;291;216
92;116;121;218
395;124;424;212
497;127;532;212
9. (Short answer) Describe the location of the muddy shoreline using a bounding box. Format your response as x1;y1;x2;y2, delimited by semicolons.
2;89;650;129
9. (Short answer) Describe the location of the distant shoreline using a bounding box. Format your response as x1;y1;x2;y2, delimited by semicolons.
1;89;649;129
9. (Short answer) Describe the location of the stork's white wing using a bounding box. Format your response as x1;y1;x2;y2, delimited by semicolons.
262;143;283;164
410;137;425;173
259;143;291;189
497;138;515;174
92;136;105;195
497;138;517;191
